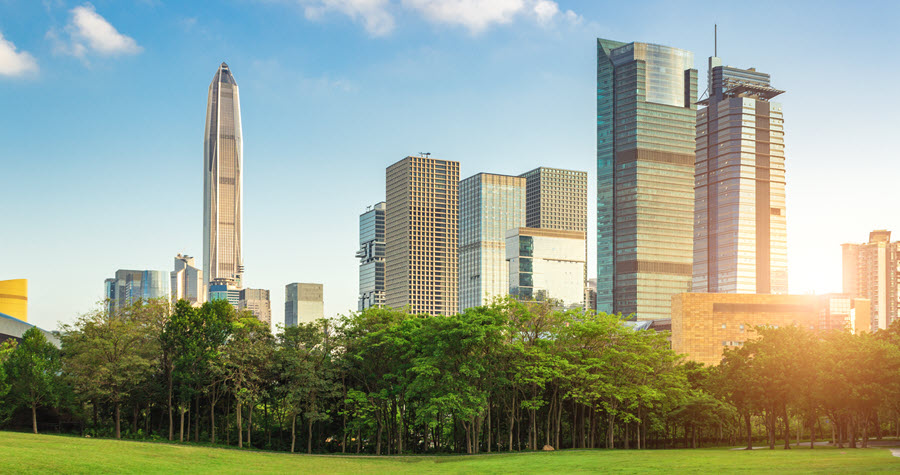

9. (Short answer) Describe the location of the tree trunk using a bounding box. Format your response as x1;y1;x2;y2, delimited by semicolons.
745;412;753;450
607;412;615;449
247;405;252;449
195;395;200;443
32;403;38;434
308;418;313;454
487;403;492;453
783;407;791;450
237;401;243;449
291;413;297;453
180;406;185;442
115;404;122;439
211;396;217;444
167;369;173;441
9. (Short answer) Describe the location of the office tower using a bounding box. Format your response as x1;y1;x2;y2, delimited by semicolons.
459;173;526;311
357;202;386;311
209;281;241;307
842;230;900;331
506;227;586;310
584;278;597;313
285;283;324;327
694;58;787;294
105;270;170;313
596;39;697;320
171;254;205;306
817;294;870;334
520;167;588;232
385;155;460;316
239;288;271;326
0;279;27;322
203;62;244;292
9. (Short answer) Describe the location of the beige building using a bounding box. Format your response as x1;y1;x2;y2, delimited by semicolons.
171;254;205;306
385;156;459;316
506;227;586;310
285;283;324;326
519;167;588;232
672;293;871;365
842;230;900;331
239;288;271;326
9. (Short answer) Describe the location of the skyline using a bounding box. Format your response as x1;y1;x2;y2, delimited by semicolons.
3;1;900;331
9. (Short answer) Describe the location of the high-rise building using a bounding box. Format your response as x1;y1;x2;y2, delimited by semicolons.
209;280;241;307
459;173;526;311
0;279;27;322
357;202;386;311
285;283;324;327
204;62;244;293
506;227;586;310
105;270;170;313
520;167;588;232
171;254;205;306
842;230;900;331
596;39;698;320
239;288;271;326
385;155;459;315
584;278;597;313
694;58;787;294
817;294;870;334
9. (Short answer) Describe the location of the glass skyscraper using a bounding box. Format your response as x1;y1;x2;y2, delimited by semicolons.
694;58;787;295
596;39;697;320
204;62;244;292
105;269;170;314
459;173;526;311
357;202;386;311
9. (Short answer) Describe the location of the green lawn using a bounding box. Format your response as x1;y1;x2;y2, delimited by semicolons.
1;431;897;473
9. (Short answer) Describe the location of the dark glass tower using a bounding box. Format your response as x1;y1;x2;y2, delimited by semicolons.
596;39;698;320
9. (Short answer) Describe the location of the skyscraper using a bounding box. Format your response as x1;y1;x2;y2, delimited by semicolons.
105;269;170;313
596;39;697;320
171;253;205;306
459;173;526;311
694;58;787;294
520;167;588;233
385;155;459;316
285;283;324;327
842;230;900;331
357;202;386;311
204;62;244;293
239;288;271;326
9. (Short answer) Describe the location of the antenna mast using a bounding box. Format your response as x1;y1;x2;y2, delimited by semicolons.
714;24;717;57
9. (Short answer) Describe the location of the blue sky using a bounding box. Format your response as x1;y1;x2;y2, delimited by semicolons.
2;0;899;331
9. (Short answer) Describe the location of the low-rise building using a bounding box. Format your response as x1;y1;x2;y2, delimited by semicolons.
506;227;586;310
239;288;271;326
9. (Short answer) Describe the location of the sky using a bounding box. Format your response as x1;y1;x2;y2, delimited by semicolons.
2;0;900;332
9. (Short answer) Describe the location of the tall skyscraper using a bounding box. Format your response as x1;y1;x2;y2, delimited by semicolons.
694;58;787;294
204;62;244;293
105;269;170;313
520;167;588;232
842;230;900;331
239;288;271;326
596;39;698;320
285;283;324;327
385;155;460;316
357;202;386;311
171;254;205;306
459;173;526;311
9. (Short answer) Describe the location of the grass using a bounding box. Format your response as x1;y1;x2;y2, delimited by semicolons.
1;431;898;473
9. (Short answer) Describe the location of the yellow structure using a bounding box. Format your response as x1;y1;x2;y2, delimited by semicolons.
672;293;819;366
0;279;28;322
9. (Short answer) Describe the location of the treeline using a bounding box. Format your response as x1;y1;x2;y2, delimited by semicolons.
1;298;899;454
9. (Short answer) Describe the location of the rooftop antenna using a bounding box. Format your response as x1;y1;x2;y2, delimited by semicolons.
714;24;717;57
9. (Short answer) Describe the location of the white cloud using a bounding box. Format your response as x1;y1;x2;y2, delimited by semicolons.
0;32;39;77
532;0;558;25
50;3;142;58
299;0;395;36
402;0;578;33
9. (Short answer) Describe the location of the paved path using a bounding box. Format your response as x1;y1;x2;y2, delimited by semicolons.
891;448;900;458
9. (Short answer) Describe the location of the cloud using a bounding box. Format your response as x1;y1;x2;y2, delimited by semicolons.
299;0;395;36
49;3;142;58
0;32;39;77
402;0;580;33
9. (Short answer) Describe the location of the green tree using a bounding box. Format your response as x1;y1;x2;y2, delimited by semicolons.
221;312;273;449
5;328;62;434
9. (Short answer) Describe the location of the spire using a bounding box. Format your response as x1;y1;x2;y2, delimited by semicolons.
216;62;237;85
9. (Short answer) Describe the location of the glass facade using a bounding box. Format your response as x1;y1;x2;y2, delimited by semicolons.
204;63;244;291
694;59;787;295
459;173;526;311
105;269;171;313
285;282;324;327
507;228;586;309
357;202;385;311
597;39;697;320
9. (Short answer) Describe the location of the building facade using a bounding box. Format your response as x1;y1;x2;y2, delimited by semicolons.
842;230;900;331
385;155;459;315
171;254;205;306
285;283;324;327
204;62;244;292
520;167;588;232
0;279;27;322
209;281;241;307
105;270;170;313
817;293;870;334
506;227;586;310
357;202;386;311
459;173;526;311
239;288;271;326
597;39;698;320
694;58;788;294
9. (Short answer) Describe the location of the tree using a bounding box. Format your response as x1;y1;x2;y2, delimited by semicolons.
5;328;62;434
221;312;273;449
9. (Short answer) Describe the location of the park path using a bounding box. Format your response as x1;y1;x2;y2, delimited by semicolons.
891;448;900;458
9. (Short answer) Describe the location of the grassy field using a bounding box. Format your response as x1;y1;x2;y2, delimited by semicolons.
1;431;897;473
